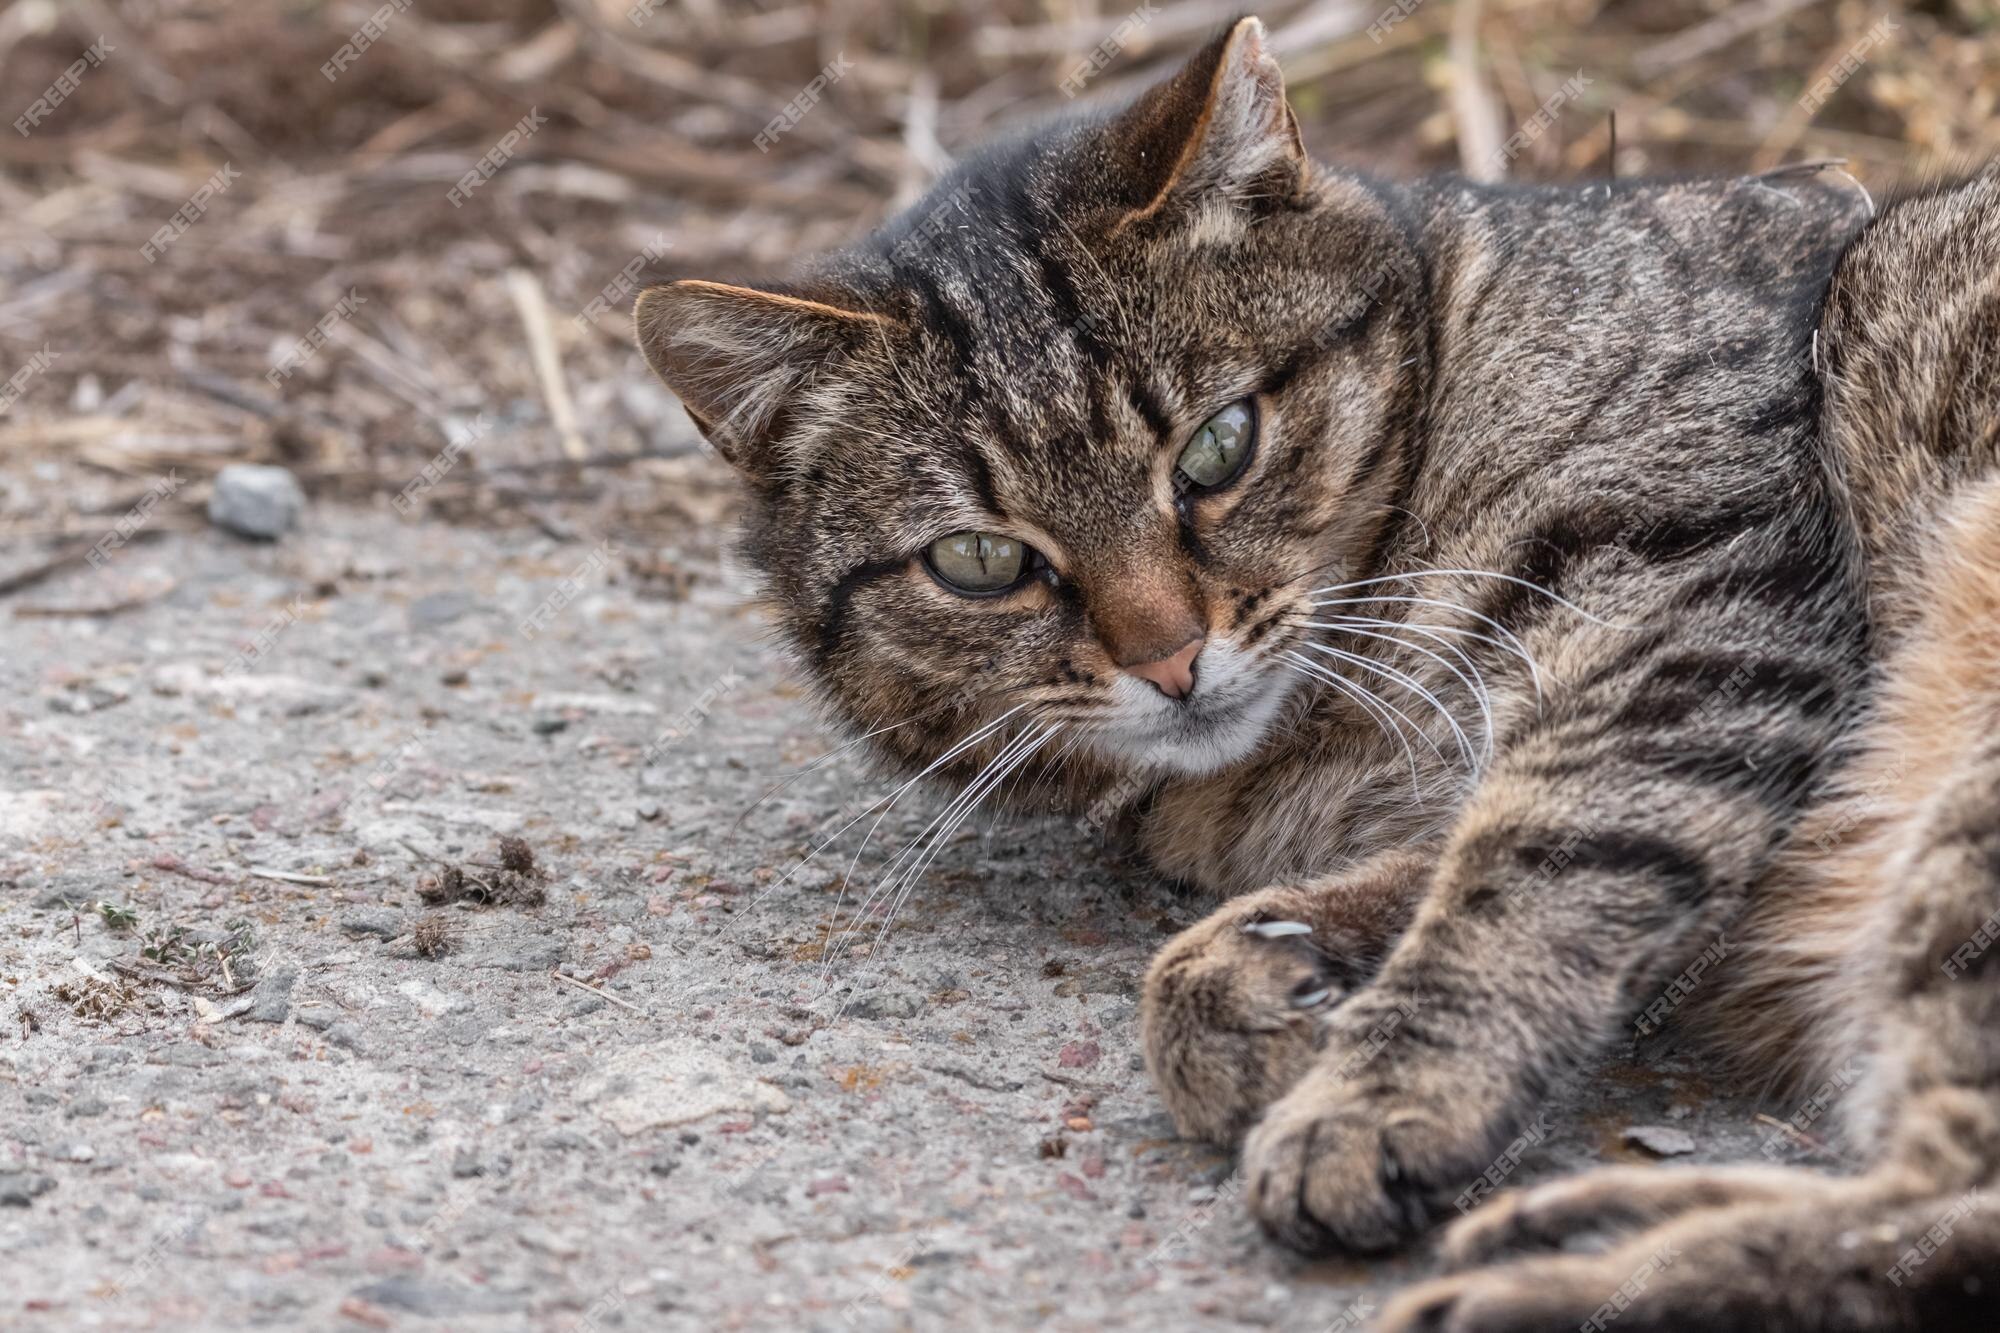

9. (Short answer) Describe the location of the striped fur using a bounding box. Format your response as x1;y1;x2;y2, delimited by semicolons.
635;19;2000;1328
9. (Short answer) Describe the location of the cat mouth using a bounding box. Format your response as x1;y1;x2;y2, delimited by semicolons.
1102;669;1295;776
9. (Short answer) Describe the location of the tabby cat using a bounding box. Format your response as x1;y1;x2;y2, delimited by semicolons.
636;19;2000;1330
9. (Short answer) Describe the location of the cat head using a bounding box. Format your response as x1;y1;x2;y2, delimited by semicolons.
637;17;1425;798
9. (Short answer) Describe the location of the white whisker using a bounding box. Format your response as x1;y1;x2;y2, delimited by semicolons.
1306;593;1547;706
1299;640;1475;766
759;703;1028;919
1279;651;1425;802
730;701;957;839
1303;620;1495;760
1309;567;1635;630
831;723;1063;999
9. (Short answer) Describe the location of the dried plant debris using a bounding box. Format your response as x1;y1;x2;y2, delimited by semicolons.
411;915;458;959
417;836;549;908
498;836;537;876
54;971;148;1022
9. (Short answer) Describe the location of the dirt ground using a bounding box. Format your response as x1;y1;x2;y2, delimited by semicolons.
2;490;1817;1332
2;1;1971;1328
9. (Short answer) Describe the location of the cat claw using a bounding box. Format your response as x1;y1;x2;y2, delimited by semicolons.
1242;919;1313;938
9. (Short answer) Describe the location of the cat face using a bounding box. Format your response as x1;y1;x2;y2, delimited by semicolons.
639;19;1423;795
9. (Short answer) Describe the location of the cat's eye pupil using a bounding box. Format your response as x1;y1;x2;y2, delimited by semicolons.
925;530;1029;595
1175;400;1255;491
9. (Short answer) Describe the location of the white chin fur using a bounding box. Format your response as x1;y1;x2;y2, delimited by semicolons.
1087;642;1294;778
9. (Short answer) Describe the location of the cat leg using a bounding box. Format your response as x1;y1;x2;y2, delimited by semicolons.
1383;478;2000;1328
1435;1162;1850;1266
1235;507;1867;1254
1376;1184;1999;1333
1139;846;1432;1145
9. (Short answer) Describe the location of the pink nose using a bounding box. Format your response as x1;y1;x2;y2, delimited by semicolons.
1124;638;1202;700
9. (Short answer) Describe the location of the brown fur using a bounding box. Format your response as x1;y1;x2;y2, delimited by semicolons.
633;18;2000;1328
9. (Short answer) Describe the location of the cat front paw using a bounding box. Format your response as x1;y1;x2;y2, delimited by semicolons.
1240;1013;1512;1254
1140;885;1380;1145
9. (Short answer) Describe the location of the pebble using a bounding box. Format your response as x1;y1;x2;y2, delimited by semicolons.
339;911;403;940
518;1226;583;1259
249;964;300;1023
349;1277;522;1317
0;1174;56;1207
406;590;475;629
1623;1124;1698;1157
488;940;565;972
847;988;924;1020
208;464;306;540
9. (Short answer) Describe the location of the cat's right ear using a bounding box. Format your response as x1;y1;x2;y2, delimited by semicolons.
633;279;891;479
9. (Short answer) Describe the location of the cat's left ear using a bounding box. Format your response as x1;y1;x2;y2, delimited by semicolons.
1106;15;1308;232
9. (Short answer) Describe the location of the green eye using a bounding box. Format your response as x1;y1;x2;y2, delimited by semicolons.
924;531;1029;595
1175;399;1256;491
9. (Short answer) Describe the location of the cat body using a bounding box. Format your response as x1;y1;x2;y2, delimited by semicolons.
638;19;2000;1329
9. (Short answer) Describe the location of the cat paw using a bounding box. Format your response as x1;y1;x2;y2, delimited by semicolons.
1235;993;1536;1256
1372;1168;1957;1333
1139;885;1371;1145
1240;1049;1487;1254
1438;1162;1842;1268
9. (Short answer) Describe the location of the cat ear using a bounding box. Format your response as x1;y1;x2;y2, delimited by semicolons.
633;279;891;476
1108;16;1307;231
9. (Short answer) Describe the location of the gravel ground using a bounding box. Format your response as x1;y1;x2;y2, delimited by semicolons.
1;502;1792;1331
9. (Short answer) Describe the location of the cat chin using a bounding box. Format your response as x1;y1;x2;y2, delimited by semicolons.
1090;667;1295;778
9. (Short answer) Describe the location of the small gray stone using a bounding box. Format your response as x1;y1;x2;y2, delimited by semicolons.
637;800;662;821
208;464;305;540
0;1173;56;1207
350;1276;521;1317
407;590;475;630
154;1044;226;1068
324;1022;365;1053
66;1097;108;1119
488;940;564;972
31;883;90;910
748;1042;777;1065
848;988;924;1020
248;963;299;1023
1623;1124;1698;1157
339;911;402;940
294;1007;338;1031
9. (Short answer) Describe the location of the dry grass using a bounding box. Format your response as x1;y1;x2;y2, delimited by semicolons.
0;0;1994;559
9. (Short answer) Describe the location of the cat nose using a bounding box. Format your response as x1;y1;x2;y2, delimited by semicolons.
1124;637;1203;700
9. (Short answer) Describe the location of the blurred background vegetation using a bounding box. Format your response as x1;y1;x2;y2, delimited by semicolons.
0;0;1995;552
